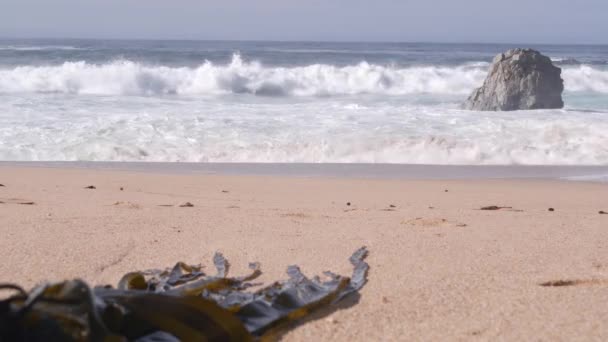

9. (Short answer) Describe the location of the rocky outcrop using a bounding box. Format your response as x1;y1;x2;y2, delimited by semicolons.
464;49;564;111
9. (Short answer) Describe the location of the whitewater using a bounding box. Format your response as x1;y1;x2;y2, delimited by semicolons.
1;40;607;165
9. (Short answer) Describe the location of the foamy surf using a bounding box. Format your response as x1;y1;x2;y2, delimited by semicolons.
0;54;487;96
1;41;607;165
1;95;607;164
1;54;607;97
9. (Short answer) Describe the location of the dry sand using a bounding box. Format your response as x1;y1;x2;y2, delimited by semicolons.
1;166;607;341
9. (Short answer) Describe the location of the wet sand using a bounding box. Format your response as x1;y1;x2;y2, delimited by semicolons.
4;161;608;180
1;165;607;340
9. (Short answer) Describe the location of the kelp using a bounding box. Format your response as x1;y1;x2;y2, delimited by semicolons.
0;247;368;341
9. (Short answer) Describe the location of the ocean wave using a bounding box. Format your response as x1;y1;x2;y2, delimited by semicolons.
0;54;486;96
0;54;606;96
551;57;582;65
0;45;84;51
562;65;608;93
551;57;607;66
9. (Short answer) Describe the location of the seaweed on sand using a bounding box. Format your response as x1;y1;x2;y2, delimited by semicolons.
0;247;369;341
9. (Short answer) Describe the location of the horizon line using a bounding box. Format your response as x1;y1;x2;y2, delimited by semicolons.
0;36;607;47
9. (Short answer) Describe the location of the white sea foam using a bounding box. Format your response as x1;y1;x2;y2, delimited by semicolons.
562;174;608;182
0;54;485;96
1;93;607;165
0;54;605;97
562;65;608;93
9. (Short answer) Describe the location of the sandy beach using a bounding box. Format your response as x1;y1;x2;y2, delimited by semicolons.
1;165;607;340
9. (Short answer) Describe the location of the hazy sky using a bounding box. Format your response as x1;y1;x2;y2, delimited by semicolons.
2;0;606;44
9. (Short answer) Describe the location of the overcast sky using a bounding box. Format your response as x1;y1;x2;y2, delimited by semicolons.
2;0;606;44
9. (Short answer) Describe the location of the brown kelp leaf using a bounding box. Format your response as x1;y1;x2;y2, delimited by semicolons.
179;202;194;208
0;248;369;341
214;252;230;278
207;247;369;337
0;280;119;340
84;185;96;189
117;272;148;290
98;290;252;341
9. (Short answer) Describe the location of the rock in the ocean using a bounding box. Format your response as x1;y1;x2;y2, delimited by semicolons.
464;49;564;111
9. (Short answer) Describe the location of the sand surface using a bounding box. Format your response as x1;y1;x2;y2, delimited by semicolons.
1;166;607;341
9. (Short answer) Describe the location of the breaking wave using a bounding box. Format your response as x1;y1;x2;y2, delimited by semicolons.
0;54;606;97
0;54;484;96
562;65;608;93
551;57;607;66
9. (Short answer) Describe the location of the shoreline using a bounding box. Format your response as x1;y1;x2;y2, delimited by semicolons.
2;161;608;181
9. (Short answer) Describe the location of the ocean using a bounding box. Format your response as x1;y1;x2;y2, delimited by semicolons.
1;39;607;165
